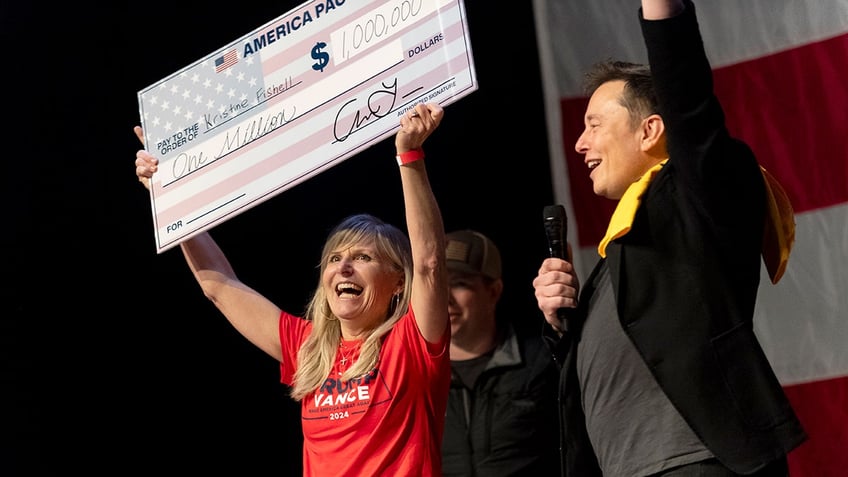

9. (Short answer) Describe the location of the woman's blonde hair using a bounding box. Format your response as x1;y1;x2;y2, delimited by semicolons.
290;214;412;400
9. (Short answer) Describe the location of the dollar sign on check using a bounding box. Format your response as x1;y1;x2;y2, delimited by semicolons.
311;41;330;72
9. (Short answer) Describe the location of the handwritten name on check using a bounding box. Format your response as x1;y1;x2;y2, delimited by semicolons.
138;0;477;253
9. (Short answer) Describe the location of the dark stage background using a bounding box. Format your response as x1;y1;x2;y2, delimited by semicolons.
4;1;554;474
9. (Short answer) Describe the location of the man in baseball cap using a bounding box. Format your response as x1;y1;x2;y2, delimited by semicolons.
441;229;559;476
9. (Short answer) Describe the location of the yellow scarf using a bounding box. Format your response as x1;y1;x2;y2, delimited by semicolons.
760;166;795;284
598;160;667;259
597;160;795;284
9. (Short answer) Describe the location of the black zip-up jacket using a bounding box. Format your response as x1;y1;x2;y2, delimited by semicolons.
442;324;560;477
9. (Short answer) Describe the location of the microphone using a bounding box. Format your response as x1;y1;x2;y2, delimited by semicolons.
543;205;567;260
543;205;572;331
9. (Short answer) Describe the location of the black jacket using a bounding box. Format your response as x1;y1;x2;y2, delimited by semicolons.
442;324;559;477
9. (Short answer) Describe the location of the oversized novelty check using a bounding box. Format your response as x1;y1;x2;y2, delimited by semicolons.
138;0;477;253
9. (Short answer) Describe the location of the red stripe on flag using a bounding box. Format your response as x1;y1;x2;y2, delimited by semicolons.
714;33;848;214
784;376;848;477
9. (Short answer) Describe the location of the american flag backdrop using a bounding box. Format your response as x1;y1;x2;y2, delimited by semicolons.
532;1;848;475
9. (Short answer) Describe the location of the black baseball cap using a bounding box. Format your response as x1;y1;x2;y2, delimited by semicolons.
445;230;502;280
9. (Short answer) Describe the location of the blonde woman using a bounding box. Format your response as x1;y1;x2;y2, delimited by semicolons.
134;103;450;476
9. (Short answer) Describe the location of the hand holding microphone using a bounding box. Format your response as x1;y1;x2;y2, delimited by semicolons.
540;205;578;332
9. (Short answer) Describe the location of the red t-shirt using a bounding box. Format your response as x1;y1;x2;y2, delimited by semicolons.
279;306;450;476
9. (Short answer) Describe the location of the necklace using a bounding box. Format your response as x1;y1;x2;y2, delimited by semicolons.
337;339;361;375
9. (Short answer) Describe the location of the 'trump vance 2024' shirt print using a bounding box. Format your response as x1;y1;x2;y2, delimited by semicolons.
306;360;393;422
278;307;451;476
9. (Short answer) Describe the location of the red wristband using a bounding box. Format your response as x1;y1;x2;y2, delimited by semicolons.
396;148;425;166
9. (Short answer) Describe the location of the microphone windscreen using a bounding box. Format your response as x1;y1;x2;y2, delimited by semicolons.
543;205;567;259
543;205;566;223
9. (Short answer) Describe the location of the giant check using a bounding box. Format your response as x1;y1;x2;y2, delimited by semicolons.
138;0;477;253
